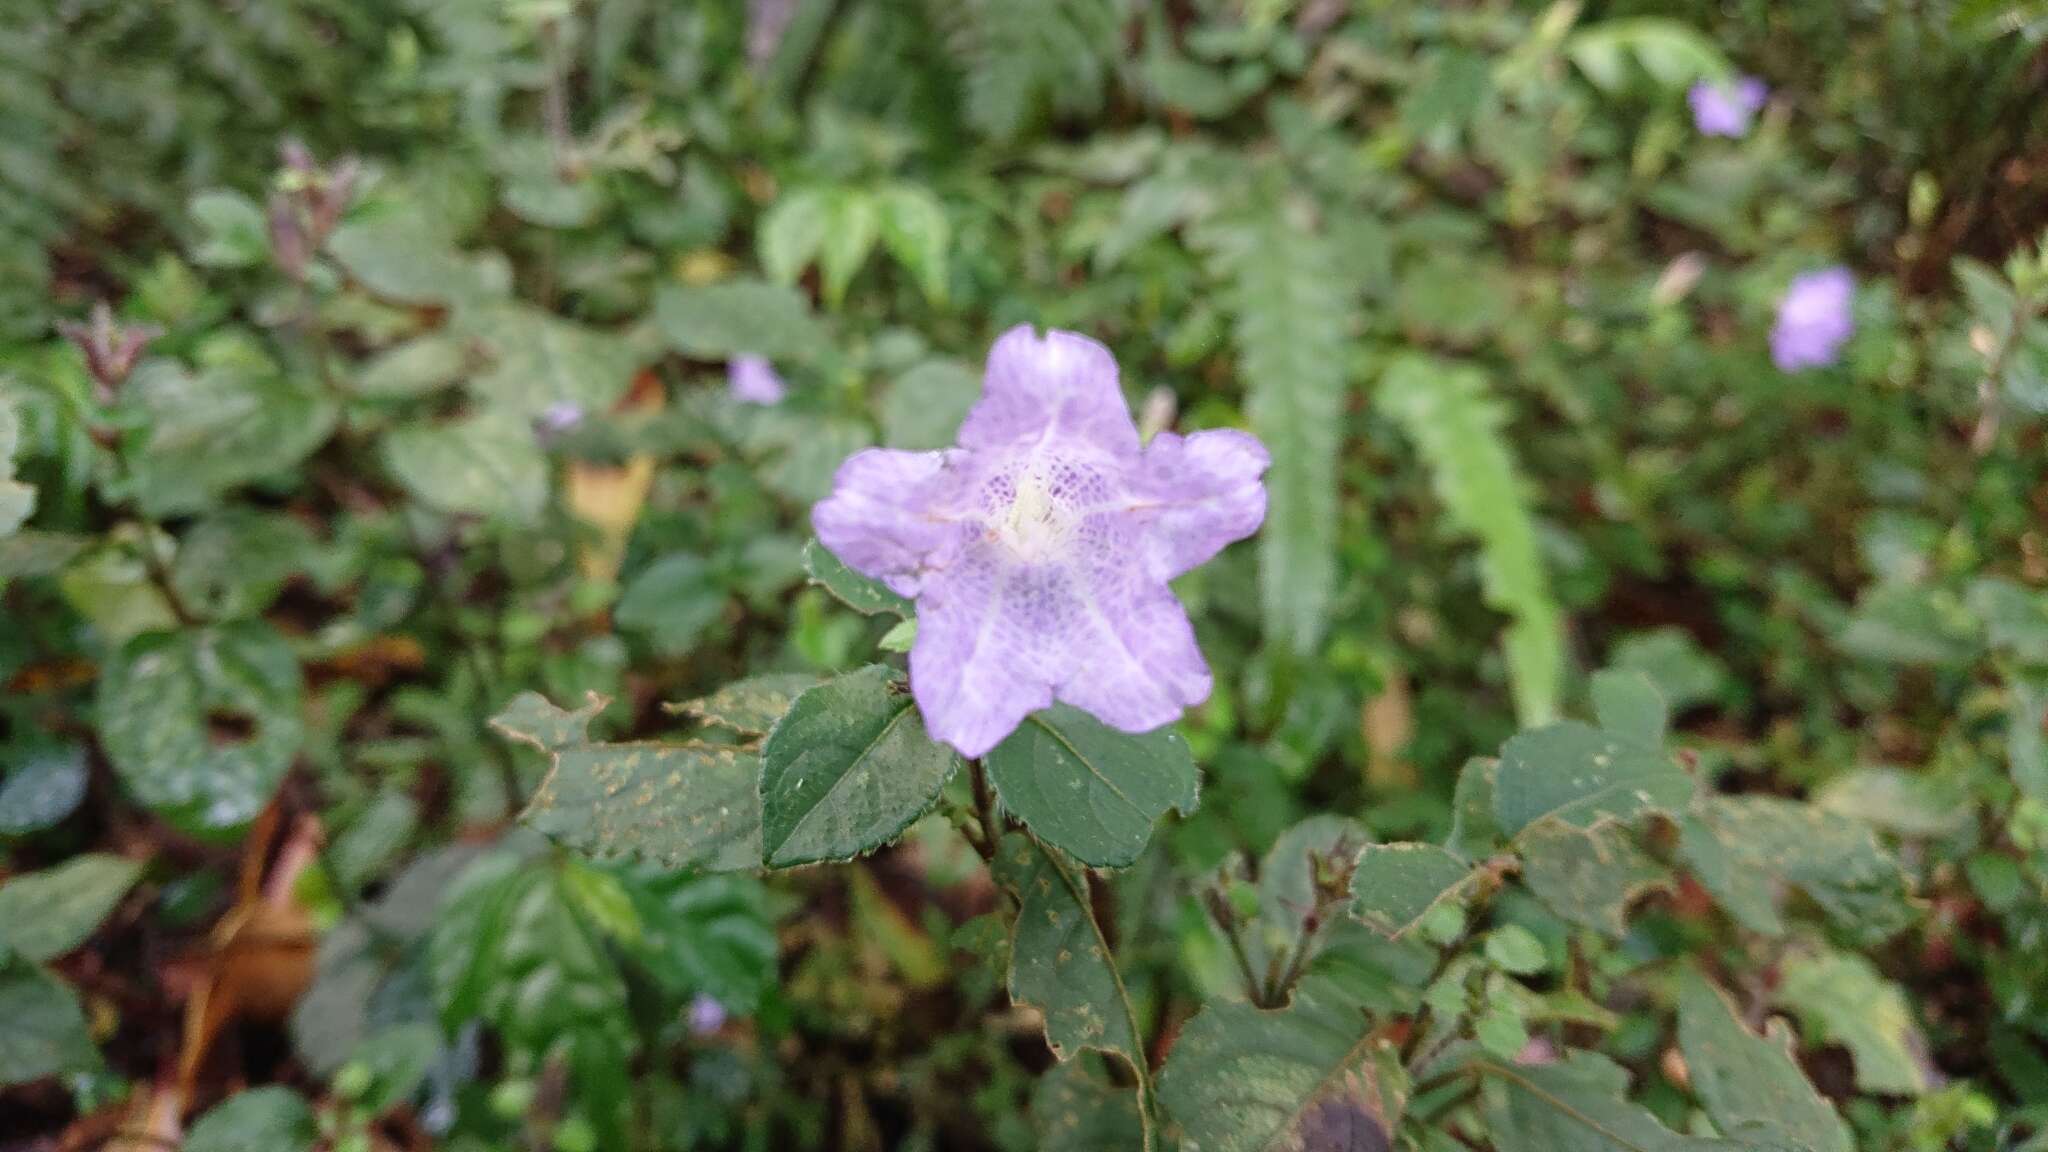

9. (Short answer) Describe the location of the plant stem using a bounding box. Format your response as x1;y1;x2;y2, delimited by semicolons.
968;758;1002;860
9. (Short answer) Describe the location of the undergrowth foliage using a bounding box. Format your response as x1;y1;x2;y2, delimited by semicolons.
4;1;2048;1151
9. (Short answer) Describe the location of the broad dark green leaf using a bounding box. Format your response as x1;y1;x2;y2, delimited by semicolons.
328;212;496;306
97;623;305;835
1480;1051;1783;1152
1350;843;1480;940
0;744;89;835
382;410;547;522
1445;757;1503;858
985;705;1199;868
1677;796;1913;942
185;1087;317;1152
802;538;912;617
464;306;639;420
120;359;338;519
0;854;143;962
0;957;96;1086
524;741;763;872
1034;1057;1145;1152
996;834;1142;1068
1677;972;1852;1152
653;279;828;362
759;666;959;867
1493;721;1693;839
1157;974;1401;1152
1518;819;1670;938
168;510;313;621
625;872;778;1013
667;673;821;737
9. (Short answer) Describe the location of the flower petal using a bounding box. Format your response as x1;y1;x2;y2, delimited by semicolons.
957;325;1140;456
1053;569;1212;736
1131;428;1270;581
910;541;1058;757
811;448;967;595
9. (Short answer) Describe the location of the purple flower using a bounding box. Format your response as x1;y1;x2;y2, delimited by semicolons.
1688;76;1767;138
729;355;787;406
688;993;728;1034
1771;267;1856;372
537;401;585;433
812;326;1270;757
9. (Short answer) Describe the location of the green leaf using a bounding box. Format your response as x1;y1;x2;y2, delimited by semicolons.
803;537;913;617
818;189;880;309
189;189;269;268
1350;843;1481;939
946;0;1120;141
490;691;608;753
1194;190;1354;655
1590;669;1668;749
876;184;951;305
1970;577;2048;663
653;280;829;362
0;956;97;1086
996;834;1143;1069
1566;19;1733;91
758;666;960;867
759;187;832;287
0;855;143;962
1034;1057;1146;1152
1446;757;1504;858
1677;796;1913;942
1251;816;1370;974
624;873;778;1012
97;623;305;835
1518;819;1671;938
120;358;338;519
382;410;547;522
0;393;36;537
2008;672;2048;804
1378;354;1565;725
1493;721;1693;839
1835;584;1979;667
1156;974;1401;1152
1676;972;1852;1152
1773;950;1929;1097
667;673;822;737
1480;1052;1775;1152
985;705;1199;868
524;739;763;872
168;510;313;621
352;332;469;398
1610;628;1726;713
464;306;638;420
0;744;89;835
186;1088;317;1152
616;553;728;657
882;358;980;450
328;212;494;306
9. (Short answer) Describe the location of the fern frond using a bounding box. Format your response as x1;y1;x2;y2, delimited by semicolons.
1193;191;1356;655
1377;354;1565;725
940;0;1121;141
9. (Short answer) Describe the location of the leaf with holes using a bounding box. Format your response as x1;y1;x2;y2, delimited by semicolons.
996;834;1143;1070
97;623;305;836
1677;972;1852;1152
1350;843;1481;940
1493;721;1693;839
985;705;1198;868
490;691;607;753
1518;819;1671;938
759;666;960;867
667;673;822;737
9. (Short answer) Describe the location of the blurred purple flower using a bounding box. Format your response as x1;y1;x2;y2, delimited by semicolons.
1688;76;1768;138
688;993;728;1035
748;0;798;67
729;355;787;406
812;326;1269;757
537;401;585;433
1771;267;1856;371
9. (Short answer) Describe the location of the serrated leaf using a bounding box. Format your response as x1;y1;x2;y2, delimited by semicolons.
1157;974;1399;1152
524;740;762;872
758;666;960;867
667;673;822;737
491;691;607;753
0;855;143;962
1677;796;1914;942
0;957;97;1086
383;410;547;522
653;280;829;362
803;537;913;617
1773;951;1929;1097
1195;191;1354;655
1518;819;1670;938
876;184;950;304
1480;1052;1780;1152
1379;354;1564;725
0;744;89;835
97;623;305;835
996;834;1143;1069
1676;972;1852;1152
184;1087;317;1152
1034;1057;1146;1152
1350;843;1480;939
985;705;1199;868
1493;721;1693;839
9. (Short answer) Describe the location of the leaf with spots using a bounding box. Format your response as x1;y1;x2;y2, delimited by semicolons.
523;740;763;873
1479;1051;1790;1152
96;623;305;836
1676;971;1852;1152
803;537;913;618
666;673;822;737
1034;1057;1145;1152
758;666;960;867
1349;843;1481;940
1677;795;1913;944
1493;721;1693;839
985;705;1199;868
1518;819;1671;938
1157;974;1401;1152
996;834;1145;1075
491;691;607;753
